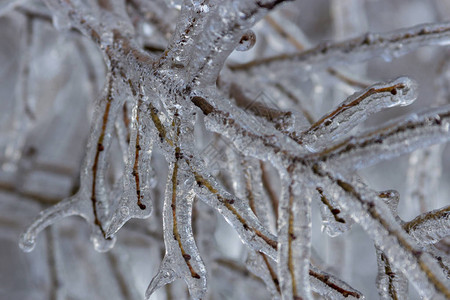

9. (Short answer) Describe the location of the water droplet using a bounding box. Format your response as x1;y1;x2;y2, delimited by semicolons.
394;77;417;107
92;233;116;252
19;233;36;252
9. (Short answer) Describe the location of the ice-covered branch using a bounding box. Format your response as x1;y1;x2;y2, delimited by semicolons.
313;105;450;170
276;169;312;299
296;77;417;148
404;205;450;246
11;1;450;299
230;22;450;71
146;160;207;300
20;71;128;252
311;168;450;299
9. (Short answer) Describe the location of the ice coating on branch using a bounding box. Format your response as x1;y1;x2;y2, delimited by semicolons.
378;189;400;216
277;173;312;300
309;264;364;300
375;189;408;300
299;77;417;149
315;186;353;236
20;73;127;252
375;248;408;300
311;168;450;299
146;162;206;299
319;105;450;170
231;22;450;72
423;244;450;279
245;251;281;299
11;0;450;299
241;158;280;297
106;99;154;237
404;206;450;246
197;92;305;163
191;162;278;260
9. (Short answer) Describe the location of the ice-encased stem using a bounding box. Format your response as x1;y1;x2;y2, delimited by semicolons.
191;165;278;260
230;22;450;71
312;168;450;299
375;248;408;300
146;159;207;300
106;94;153;237
277;171;312;300
309;264;364;299
315;105;450;171
404;205;450;246
297;77;417;148
19;72;126;252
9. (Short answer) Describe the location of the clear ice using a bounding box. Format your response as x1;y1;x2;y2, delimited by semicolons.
0;0;449;299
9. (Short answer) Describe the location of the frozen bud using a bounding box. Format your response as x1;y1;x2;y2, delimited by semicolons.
236;30;256;51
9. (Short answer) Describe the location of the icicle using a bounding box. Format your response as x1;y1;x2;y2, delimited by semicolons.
106;97;153;237
146;160;206;300
20;73;126;252
226;149;246;200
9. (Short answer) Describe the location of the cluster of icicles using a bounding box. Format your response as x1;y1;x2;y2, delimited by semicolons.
10;0;450;299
